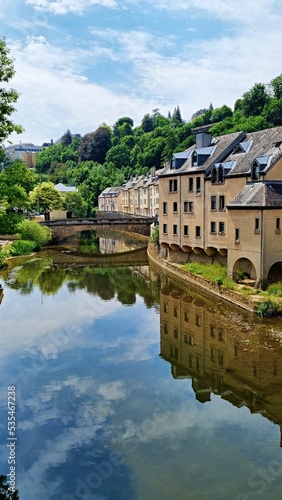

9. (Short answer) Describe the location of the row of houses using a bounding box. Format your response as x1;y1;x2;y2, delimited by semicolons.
100;124;282;287
98;166;162;217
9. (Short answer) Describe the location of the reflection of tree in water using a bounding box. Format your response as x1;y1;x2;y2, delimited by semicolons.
0;474;20;498
1;258;160;308
79;231;100;254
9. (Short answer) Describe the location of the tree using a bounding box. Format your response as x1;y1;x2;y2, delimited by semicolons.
172;105;183;125
63;191;88;217
16;219;52;247
269;74;282;99
0;160;37;211
238;83;269;117
61;129;72;146
0;474;19;499
29;182;63;219
0;37;24;144
78;127;112;163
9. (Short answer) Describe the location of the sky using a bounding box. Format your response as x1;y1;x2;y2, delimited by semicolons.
1;0;282;146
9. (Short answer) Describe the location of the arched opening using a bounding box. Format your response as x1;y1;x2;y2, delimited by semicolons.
251;161;260;180
192;247;204;255
211;167;217;184
170;244;180;251
181;245;192;253
268;262;282;284
218;166;224;184
205;247;217;256
233;258;257;282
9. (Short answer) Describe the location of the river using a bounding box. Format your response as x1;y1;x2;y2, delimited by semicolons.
0;231;282;500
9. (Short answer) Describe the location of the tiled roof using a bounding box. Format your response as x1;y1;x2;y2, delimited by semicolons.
228;182;282;208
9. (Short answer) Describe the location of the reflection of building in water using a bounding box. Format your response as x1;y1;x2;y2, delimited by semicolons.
160;278;282;445
0;286;3;305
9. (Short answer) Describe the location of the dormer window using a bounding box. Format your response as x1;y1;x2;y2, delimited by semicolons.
251;156;270;180
192;151;198;166
211;165;224;184
211;167;217;184
232;141;253;155
218;166;224;184
252;161;260;180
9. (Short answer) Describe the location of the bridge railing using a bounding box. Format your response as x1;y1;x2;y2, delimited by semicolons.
41;216;155;226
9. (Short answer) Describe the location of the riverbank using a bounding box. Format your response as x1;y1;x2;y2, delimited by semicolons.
147;242;258;314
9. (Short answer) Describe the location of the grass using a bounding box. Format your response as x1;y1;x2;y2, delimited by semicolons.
183;262;236;289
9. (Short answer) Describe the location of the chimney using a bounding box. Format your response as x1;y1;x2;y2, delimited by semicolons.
151;165;156;178
192;125;212;149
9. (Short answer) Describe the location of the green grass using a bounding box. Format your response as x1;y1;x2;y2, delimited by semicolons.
183;262;232;286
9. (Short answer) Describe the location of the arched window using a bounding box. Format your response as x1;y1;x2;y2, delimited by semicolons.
211;167;217;184
218;166;224;184
192;151;198;167
251;161;260;180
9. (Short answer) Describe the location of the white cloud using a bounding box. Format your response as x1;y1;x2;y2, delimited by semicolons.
26;0;117;15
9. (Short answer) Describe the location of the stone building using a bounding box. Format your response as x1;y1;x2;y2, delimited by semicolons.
159;124;282;287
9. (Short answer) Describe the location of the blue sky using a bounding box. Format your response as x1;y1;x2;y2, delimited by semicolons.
1;0;282;145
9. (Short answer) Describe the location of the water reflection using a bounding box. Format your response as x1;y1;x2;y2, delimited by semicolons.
159;276;282;447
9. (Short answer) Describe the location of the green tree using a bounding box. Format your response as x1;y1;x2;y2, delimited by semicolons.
29;182;63;219
0;37;24;144
104;144;131;169
0;160;37;211
269;74;282;99
237;83;269;117
78;127;112;163
63;191;88;217
61;129;72;146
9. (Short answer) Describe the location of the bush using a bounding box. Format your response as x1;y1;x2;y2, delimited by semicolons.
150;225;159;246
10;240;37;256
0;249;3;267
16;219;52;249
0;212;24;235
266;282;282;297
254;300;282;317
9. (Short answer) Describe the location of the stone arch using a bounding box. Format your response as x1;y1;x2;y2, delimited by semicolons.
267;262;282;284
232;258;257;281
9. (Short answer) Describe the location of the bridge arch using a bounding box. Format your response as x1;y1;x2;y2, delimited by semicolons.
267;262;282;285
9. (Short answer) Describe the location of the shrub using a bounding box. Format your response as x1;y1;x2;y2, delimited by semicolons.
10;240;37;256
266;282;282;297
150;225;159;246
254;300;282;317
0;249;3;267
16;219;52;249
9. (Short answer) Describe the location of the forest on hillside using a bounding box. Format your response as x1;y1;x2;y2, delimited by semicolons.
2;73;282;219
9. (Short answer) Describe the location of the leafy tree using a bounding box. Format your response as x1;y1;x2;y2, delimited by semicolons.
237;83;269;117
0;37;24;144
104;144;131;169
29;182;63;218
63;191;88;217
269;74;282;99
263;98;282;126
141;113;154;132
61;129;72;146
0;161;37;211
172;105;183;125
78;127;112;163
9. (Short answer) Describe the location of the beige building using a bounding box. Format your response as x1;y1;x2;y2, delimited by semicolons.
119;167;162;216
98;187;122;212
159;125;282;287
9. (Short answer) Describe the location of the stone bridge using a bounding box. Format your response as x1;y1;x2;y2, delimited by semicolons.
41;216;155;241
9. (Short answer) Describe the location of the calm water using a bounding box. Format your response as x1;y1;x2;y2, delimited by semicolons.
0;235;282;500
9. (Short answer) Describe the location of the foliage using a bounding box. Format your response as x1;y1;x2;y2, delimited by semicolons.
266;281;282;297
16;219;52;248
254;300;282;317
183;261;235;289
150;225;159;246
10;239;37;256
0;160;37;211
0;212;23;235
29;182;63;214
0;37;24;144
61;129;72;146
0;474;19;499
78;127;112;163
63;191;88;217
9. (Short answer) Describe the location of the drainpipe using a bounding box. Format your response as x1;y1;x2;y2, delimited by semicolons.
259;208;264;288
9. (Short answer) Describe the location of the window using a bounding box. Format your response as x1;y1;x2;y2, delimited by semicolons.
163;202;167;214
255;218;260;232
195;226;201;237
195;314;201;326
164;322;168;334
219;222;225;234
210;221;216;234
210;325;215;338
210;348;216;362
211;196;217;210
184;311;189;322
192;151;198;166
170;346;179;360
189;178;194;192
219;196;225;210
184;201;188;212
196;177;201;193
276;218;281;232
235;228;240;242
211;167;217;184
173;328;178;339
169;179;177;192
184;225;189;236
218;352;224;367
218;166;224;183
163;303;168;313
173;307;178;318
189;201;194;212
173;224;178;235
163;224;168;234
173;202;178;213
218;330;224;342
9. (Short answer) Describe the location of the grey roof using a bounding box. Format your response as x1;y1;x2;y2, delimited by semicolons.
195;146;216;155
99;186;121;197
172;151;191;159
228;182;282;208
55;183;78;192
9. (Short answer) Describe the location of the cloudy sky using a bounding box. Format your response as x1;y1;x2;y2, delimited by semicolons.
1;0;282;146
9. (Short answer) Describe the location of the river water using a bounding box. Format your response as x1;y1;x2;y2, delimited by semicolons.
0;232;282;500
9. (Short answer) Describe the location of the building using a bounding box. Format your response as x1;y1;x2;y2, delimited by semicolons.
5;143;42;168
120;167;162;216
159;124;282;287
50;183;78;220
98;187;122;212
